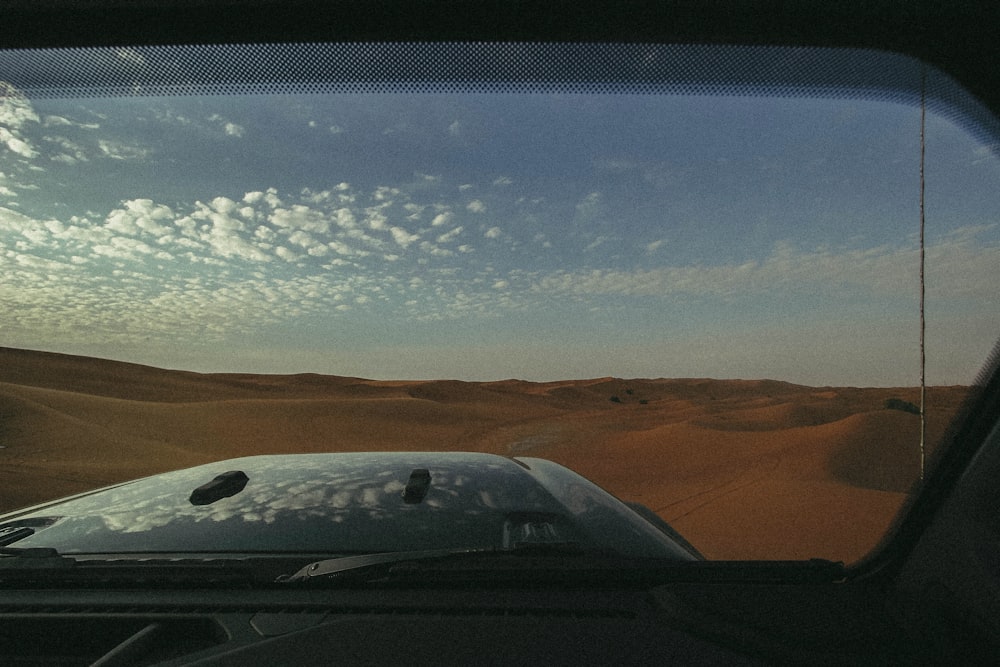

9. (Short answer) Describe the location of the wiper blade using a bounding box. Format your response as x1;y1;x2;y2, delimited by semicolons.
0;553;280;588
279;551;848;587
280;548;490;582
0;547;60;557
0;546;75;569
279;543;591;583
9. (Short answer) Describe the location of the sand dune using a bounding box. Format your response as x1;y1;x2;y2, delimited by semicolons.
0;347;972;563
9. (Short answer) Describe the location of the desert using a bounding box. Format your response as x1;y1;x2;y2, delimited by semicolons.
0;346;971;564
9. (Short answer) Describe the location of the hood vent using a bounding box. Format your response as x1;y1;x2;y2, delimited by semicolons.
402;468;432;504
189;470;249;506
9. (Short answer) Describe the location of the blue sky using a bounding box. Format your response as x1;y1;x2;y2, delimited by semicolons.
2;82;999;385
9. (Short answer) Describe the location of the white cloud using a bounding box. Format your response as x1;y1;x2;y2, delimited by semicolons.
0;127;37;158
3;270;341;348
43;219;65;234
328;240;355;256
151;109;195;127
287;230;315;247
306;244;329;257
0;172;19;198
43;135;89;163
403;203;424;221
42;115;99;130
575;191;602;219
467;200;486;213
332;207;357;230
390;226;420;249
484;227;501;239
374;186;400;202
302;188;334;204
436;226;463;243
185;200;271;262
419;241;453;257
92;238;154;262
20;227;50;245
105;199;176;237
533;235;1000;304
275;246;299;262
1;206;49;234
9;251;71;271
110;236;157;256
364;208;388;231
97;139;150;161
211;196;239;215
269;205;331;234
0;82;41;158
208;114;246;138
0;82;40;128
431;211;453;227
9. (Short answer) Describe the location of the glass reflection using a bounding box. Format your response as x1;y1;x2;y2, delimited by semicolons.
6;453;680;557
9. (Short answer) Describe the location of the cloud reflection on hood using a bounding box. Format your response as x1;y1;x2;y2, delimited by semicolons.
3;452;695;559
6;453;564;554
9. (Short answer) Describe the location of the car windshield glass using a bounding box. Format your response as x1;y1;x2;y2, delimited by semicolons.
1;44;998;564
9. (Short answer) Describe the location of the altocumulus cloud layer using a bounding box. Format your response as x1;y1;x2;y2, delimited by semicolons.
2;182;505;341
1;80;999;384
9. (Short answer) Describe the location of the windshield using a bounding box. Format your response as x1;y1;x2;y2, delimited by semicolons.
1;43;998;564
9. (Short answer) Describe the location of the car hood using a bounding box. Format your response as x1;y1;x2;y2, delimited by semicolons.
0;452;697;560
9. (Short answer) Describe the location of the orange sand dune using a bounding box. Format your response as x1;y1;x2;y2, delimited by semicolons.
0;347;973;563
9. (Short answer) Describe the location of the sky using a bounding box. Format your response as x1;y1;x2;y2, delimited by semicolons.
2;78;1000;386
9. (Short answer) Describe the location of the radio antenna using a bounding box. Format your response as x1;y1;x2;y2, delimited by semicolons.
919;65;927;482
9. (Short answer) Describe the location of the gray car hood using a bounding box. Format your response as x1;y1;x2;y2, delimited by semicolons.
0;452;697;560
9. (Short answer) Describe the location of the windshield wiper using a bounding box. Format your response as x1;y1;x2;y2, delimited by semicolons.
278;548;848;586
0;546;76;569
278;542;607;583
0;549;283;587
